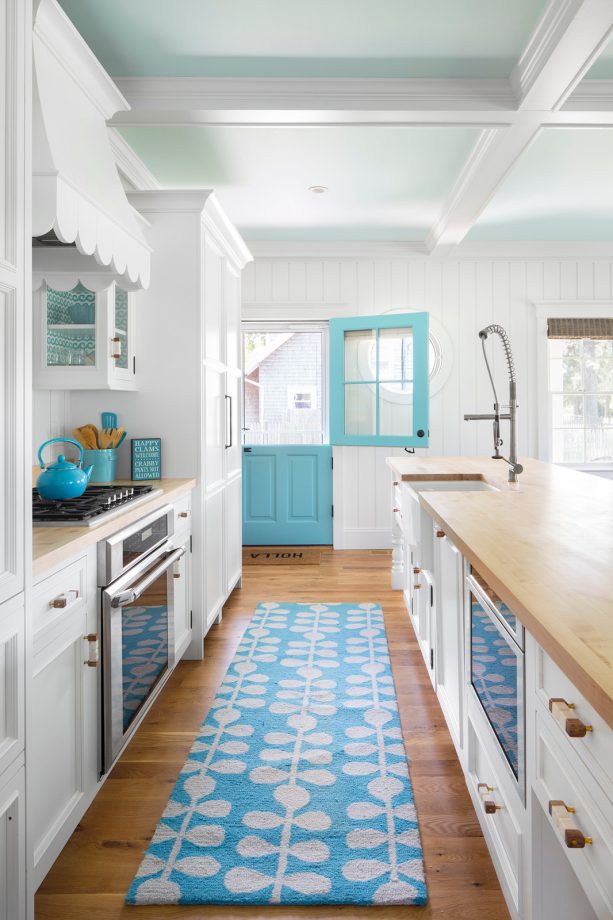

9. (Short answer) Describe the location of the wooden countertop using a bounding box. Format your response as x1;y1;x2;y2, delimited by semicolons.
33;477;196;578
386;456;613;727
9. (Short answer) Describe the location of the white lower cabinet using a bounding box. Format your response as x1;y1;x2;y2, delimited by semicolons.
0;597;25;779
433;530;464;757
390;476;612;920
224;474;242;597
467;699;525;918
173;531;192;659
30;602;98;889
205;486;226;629
0;757;26;920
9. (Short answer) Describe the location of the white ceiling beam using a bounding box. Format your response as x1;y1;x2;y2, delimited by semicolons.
109;75;613;128
511;0;613;110
426;119;543;254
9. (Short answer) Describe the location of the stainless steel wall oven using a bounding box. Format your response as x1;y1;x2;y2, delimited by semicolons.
98;505;184;773
466;568;525;799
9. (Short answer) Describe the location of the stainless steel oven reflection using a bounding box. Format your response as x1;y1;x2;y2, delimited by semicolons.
98;504;185;773
466;568;525;800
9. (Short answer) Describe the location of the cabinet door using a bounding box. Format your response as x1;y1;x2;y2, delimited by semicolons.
30;610;98;888
173;533;192;659
224;475;242;596
0;287;25;603
0;760;25;920
0;0;28;605
0;597;24;777
204;488;225;629
434;534;465;753
223;262;242;480
110;285;136;387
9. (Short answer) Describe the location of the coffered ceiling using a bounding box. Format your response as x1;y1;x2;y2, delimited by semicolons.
57;0;548;79
58;0;613;248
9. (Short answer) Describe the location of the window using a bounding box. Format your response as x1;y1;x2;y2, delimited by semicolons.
288;386;316;410
329;312;429;447
242;325;326;445
538;308;613;467
548;328;613;464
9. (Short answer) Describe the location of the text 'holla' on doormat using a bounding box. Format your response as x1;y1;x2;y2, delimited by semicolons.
243;547;321;566
126;602;427;907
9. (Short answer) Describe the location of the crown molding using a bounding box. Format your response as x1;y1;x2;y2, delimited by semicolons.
245;240;613;261
112;76;517;118
562;79;613;111
34;0;129;119
108;128;161;190
511;0;613;110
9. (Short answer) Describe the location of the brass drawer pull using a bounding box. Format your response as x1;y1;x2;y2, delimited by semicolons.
393;507;401;513
413;567;421;574
84;634;99;668
478;782;502;814
549;698;593;738
179;511;189;518
549;800;592;848
49;589;79;609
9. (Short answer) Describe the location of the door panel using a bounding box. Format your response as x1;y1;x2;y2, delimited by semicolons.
243;446;332;545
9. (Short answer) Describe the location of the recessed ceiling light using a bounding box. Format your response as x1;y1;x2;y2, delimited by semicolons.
308;185;328;194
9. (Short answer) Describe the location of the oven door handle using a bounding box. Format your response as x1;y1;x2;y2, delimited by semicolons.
110;547;185;608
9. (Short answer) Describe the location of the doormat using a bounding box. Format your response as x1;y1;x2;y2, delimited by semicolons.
126;602;427;907
243;547;321;565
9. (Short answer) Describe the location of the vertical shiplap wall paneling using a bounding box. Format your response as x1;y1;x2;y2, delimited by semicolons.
32;390;70;463
474;261;495;458
425;259;444;455
459;262;478;456
525;261;544;457
441;261;461;456
243;254;613;548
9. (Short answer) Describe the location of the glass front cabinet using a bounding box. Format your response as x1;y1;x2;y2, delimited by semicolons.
33;280;137;390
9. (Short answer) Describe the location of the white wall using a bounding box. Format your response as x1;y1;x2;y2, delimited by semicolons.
242;247;613;548
33;246;613;547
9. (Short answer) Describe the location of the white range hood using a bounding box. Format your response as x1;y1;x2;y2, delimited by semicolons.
33;0;151;289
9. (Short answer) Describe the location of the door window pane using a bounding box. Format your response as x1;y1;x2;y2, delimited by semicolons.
379;384;413;436
377;327;414;382
243;330;324;445
46;283;96;367
114;286;129;370
345;384;376;436
344;328;375;381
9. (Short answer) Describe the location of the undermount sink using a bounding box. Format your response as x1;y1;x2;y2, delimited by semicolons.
407;478;499;493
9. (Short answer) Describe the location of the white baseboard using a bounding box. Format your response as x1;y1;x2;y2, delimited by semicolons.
333;528;392;550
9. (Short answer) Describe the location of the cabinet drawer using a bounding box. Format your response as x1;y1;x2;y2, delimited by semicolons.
534;643;613;794
467;711;523;914
173;492;192;532
533;712;613;919
32;556;87;640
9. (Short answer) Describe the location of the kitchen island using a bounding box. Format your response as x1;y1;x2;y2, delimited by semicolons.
386;455;612;920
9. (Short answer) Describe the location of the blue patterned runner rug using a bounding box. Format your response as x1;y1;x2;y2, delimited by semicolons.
126;602;428;906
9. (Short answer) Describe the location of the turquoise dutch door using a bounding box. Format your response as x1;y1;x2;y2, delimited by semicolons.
329;312;430;448
242;445;333;545
242;315;429;545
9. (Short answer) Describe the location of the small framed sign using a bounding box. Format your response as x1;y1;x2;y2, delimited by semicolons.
131;438;161;480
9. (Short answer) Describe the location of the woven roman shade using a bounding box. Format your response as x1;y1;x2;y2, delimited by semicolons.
547;317;613;340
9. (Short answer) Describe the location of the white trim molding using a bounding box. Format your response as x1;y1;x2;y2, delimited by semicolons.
533;299;613;466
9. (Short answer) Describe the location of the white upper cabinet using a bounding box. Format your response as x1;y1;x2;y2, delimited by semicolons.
33;280;137;390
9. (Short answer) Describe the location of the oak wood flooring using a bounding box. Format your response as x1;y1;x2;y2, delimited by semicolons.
35;548;510;920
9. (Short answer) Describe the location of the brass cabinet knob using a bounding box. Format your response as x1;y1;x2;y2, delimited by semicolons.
436;530;445;538
393;481;399;486
549;800;592;848
393;507;401;513
549;698;593;738
179;511;189;518
50;596;67;609
413;567;421;574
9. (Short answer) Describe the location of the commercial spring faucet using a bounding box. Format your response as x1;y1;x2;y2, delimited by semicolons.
464;324;523;483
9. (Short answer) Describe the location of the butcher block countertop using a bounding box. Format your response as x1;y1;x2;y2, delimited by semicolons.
33;477;196;578
386;456;613;728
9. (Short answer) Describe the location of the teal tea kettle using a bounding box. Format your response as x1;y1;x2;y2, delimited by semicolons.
36;438;93;501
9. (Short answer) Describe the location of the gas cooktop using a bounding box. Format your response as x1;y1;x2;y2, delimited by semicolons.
32;485;163;527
